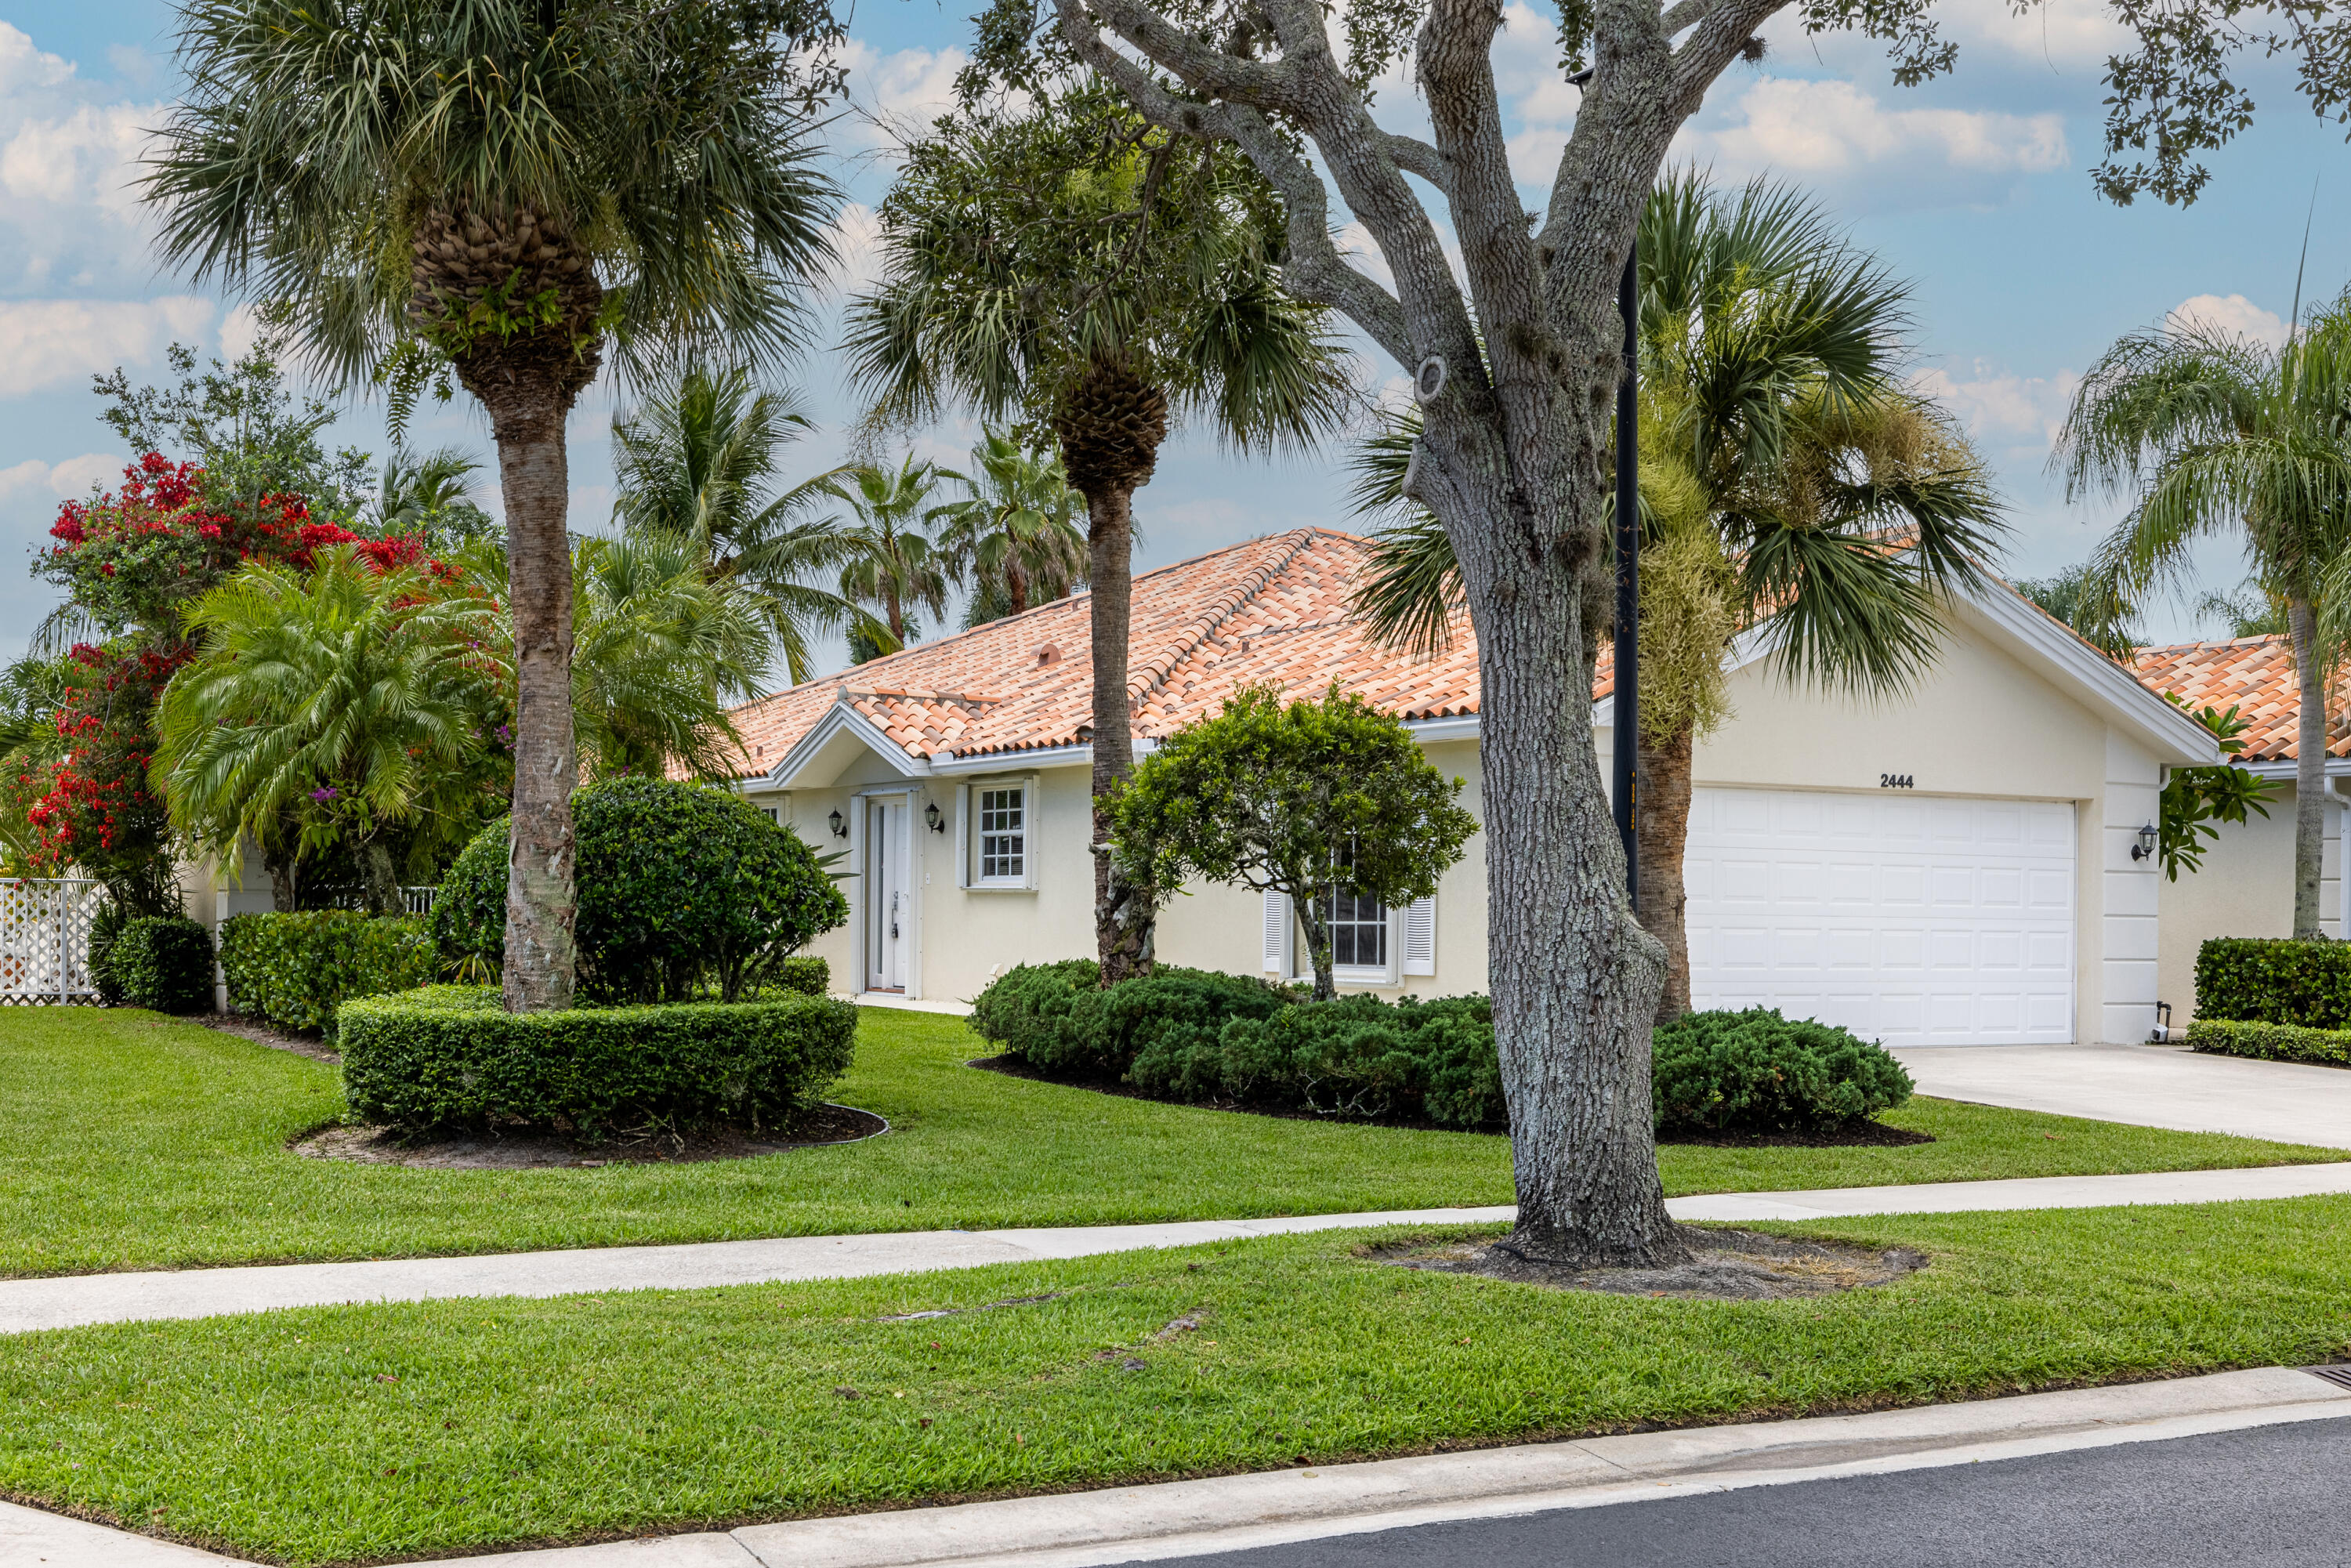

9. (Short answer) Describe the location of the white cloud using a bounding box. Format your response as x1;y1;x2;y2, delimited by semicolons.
1933;0;2132;70
0;451;125;505
218;301;266;362
0;23;74;95
1675;77;2066;208
0;101;157;220
2168;292;2290;351
840;40;969;151
821;203;886;300
1913;360;2079;451
0;297;214;397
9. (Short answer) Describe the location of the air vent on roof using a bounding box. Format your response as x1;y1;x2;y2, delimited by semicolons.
1037;643;1060;667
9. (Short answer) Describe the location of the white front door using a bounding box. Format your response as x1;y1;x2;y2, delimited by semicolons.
1683;788;2076;1047
866;797;911;992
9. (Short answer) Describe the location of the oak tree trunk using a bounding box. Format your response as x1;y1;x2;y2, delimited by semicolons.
2288;596;2327;940
1636;722;1696;1020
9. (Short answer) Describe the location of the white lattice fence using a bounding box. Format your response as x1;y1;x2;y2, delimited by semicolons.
0;879;103;1005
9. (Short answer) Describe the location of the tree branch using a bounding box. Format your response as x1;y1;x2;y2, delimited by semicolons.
1671;0;1788;99
1047;0;1418;361
1377;130;1454;197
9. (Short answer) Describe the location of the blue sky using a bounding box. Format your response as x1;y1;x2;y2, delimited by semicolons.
2;0;2343;674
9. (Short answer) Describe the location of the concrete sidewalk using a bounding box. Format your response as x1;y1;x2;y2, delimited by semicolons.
13;1367;2349;1567
9;1161;2351;1336
1893;1041;2351;1150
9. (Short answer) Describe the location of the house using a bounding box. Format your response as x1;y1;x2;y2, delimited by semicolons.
721;526;2225;1048
2132;634;2351;1021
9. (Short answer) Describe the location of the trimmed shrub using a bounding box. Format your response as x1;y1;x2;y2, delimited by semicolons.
2187;1016;2351;1068
219;911;440;1039
437;780;848;1002
2193;938;2351;1028
338;985;860;1136
968;958;1108;1072
778;955;831;997
1652;1008;1913;1134
1145;994;1503;1128
110;916;216;1015
86;898;129;1006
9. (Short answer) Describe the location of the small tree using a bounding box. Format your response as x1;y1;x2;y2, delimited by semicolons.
1110;684;1478;1001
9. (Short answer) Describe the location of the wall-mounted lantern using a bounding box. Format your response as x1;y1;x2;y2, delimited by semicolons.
828;809;847;839
2131;822;2157;861
925;801;945;834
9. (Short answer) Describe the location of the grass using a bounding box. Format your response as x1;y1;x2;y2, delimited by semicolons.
7;1197;2351;1566
0;1003;2339;1278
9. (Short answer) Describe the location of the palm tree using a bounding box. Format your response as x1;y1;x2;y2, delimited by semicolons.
846;82;1353;981
155;545;508;913
824;456;953;647
447;532;772;785
2055;292;2351;939
935;428;1089;623
2014;559;2144;658
373;447;495;541
1351;173;2004;1018
147;0;838;1009
610;365;877;686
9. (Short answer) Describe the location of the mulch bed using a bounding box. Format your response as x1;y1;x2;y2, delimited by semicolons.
969;1054;1933;1147
1371;1225;1929;1300
289;1103;889;1169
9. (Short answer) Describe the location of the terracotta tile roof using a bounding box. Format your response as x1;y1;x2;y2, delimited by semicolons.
2130;635;2349;763
722;527;1489;776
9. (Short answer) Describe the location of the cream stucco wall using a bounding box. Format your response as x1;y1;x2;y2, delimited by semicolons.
2157;781;2346;1023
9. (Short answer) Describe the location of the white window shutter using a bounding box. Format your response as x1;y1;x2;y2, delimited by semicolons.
955;784;970;889
1023;776;1040;890
1262;888;1291;975
1403;894;1436;976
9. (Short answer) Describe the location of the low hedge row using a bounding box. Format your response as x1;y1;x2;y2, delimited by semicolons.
219;911;440;1039
2194;938;2351;1027
1652;1007;1914;1133
336;985;860;1137
2186;1016;2351;1069
105;916;215;1015
971;962;1911;1135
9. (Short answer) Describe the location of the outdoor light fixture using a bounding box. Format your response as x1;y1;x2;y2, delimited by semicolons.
2132;821;2157;861
926;801;944;834
828;809;846;839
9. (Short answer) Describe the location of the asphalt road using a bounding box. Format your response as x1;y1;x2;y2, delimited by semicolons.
1134;1415;2351;1568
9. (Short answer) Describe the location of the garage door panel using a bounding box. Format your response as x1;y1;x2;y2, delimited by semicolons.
1687;788;2074;1048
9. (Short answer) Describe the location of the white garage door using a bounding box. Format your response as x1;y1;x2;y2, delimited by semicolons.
1683;788;2075;1048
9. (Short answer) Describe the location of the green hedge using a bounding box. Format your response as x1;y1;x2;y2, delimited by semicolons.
972;965;1911;1135
110;916;215;1015
436;780;848;1003
337;985;860;1137
2186;1016;2351;1068
219;911;440;1039
777;955;830;997
2193;938;2351;1027
1652;1007;1914;1133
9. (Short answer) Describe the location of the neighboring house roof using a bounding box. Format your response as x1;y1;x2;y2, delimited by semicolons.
725;524;2219;786
2132;635;2351;764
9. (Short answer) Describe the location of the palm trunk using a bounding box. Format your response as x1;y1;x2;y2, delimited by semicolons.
1085;480;1153;983
1636;722;1697;1020
492;382;579;1012
1008;563;1029;617
2288;596;2327;940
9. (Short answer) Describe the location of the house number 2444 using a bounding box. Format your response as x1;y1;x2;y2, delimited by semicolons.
1879;773;1915;789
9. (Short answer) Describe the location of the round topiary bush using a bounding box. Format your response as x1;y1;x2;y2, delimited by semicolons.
437;779;849;1002
1651;1007;1913;1135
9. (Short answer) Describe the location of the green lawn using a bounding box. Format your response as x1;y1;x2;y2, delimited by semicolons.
8;1197;2351;1566
0;1004;2338;1278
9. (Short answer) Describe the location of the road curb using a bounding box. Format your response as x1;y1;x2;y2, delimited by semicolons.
415;1367;2351;1567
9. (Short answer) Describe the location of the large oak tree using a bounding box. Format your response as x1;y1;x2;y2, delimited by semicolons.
1005;0;2351;1266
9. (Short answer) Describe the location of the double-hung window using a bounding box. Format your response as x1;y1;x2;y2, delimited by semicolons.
1260;842;1438;983
965;780;1031;888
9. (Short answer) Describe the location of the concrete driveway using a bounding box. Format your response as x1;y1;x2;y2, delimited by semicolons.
1891;1041;2351;1150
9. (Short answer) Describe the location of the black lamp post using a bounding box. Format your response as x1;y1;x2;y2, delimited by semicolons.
1610;239;1639;907
1570;65;1640;907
